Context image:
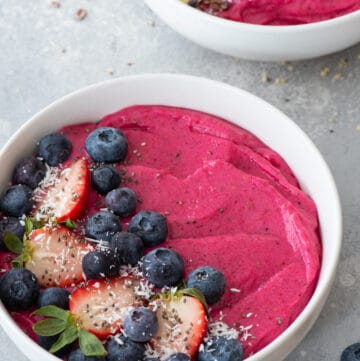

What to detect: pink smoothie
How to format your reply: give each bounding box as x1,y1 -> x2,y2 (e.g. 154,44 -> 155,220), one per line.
1,105 -> 321,358
196,0 -> 360,25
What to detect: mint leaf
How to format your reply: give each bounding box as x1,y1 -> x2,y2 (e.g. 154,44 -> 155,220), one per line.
3,233 -> 23,254
79,329 -> 107,357
24,218 -> 33,236
180,287 -> 208,312
33,318 -> 67,336
49,326 -> 78,354
11,254 -> 24,268
32,305 -> 70,321
59,219 -> 77,229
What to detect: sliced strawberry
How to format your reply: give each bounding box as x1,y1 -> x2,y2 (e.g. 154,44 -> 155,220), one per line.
69,277 -> 138,340
151,294 -> 208,358
25,225 -> 94,288
34,158 -> 90,222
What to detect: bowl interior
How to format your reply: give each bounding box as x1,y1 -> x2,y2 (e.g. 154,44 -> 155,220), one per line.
165,0 -> 360,31
0,74 -> 342,361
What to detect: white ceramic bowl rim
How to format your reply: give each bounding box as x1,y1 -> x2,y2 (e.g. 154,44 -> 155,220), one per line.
0,74 -> 342,361
172,0 -> 360,31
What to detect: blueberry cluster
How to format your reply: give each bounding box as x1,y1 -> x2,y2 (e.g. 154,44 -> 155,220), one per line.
82,127 -> 170,280
0,132 -> 72,217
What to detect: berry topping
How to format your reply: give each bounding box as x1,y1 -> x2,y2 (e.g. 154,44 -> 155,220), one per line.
0,184 -> 33,217
24,225 -> 94,287
91,165 -> 121,194
166,353 -> 191,361
82,249 -> 120,279
110,232 -> 144,266
69,277 -> 137,339
0,268 -> 39,310
341,343 -> 360,361
38,335 -> 73,358
85,127 -> 128,163
198,336 -> 243,361
12,157 -> 46,189
106,336 -> 145,361
69,347 -> 107,361
36,133 -> 72,166
152,292 -> 207,358
142,248 -> 184,287
34,158 -> 90,222
85,211 -> 122,242
0,217 -> 25,250
186,266 -> 225,305
123,306 -> 158,342
129,210 -> 168,247
106,187 -> 137,217
38,287 -> 71,309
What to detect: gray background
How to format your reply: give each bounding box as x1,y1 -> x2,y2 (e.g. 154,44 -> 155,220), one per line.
0,1 -> 359,360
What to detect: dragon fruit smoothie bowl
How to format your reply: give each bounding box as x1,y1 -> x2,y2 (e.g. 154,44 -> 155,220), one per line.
145,0 -> 360,61
0,74 -> 341,361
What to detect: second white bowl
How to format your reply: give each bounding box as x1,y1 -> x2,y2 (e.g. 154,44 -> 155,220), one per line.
145,0 -> 360,61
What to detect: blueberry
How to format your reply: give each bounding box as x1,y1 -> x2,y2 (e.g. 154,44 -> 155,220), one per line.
129,211 -> 167,247
187,266 -> 225,305
82,249 -> 120,279
106,336 -> 144,361
38,335 -> 73,358
0,268 -> 39,310
198,336 -> 243,361
12,157 -> 46,189
106,187 -> 137,218
110,232 -> 144,266
341,343 -> 360,361
86,127 -> 128,163
36,133 -> 72,166
85,211 -> 121,241
142,248 -> 184,287
91,165 -> 121,194
38,287 -> 71,309
68,347 -> 107,361
124,307 -> 158,342
0,217 -> 25,250
166,354 -> 191,361
0,184 -> 33,217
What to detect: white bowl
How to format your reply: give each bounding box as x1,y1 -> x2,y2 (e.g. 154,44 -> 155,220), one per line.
0,74 -> 342,361
145,0 -> 360,61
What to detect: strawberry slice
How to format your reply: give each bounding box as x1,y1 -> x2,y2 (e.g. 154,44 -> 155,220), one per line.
25,225 -> 94,288
34,158 -> 89,222
151,293 -> 208,358
69,277 -> 139,340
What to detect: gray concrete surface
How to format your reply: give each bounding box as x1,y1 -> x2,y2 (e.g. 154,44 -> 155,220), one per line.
0,1 -> 359,360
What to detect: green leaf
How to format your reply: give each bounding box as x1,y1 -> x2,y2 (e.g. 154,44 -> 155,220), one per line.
11,254 -> 24,268
180,287 -> 208,313
78,329 -> 107,357
59,219 -> 77,229
3,233 -> 24,254
176,279 -> 186,289
32,305 -> 70,321
24,218 -> 33,235
49,326 -> 79,354
33,318 -> 67,336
